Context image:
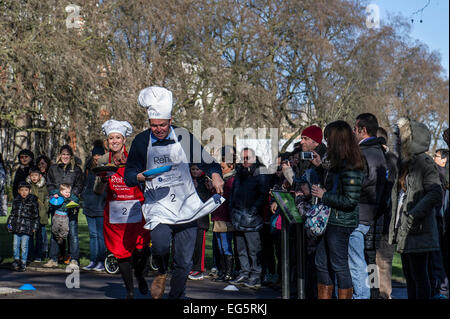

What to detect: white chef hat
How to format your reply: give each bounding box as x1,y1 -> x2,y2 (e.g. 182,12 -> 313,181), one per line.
101,119 -> 133,137
138,86 -> 173,119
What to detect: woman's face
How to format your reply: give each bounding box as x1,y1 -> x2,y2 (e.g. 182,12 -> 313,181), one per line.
19,154 -> 31,166
107,133 -> 126,153
190,165 -> 202,178
37,159 -> 48,173
60,150 -> 72,165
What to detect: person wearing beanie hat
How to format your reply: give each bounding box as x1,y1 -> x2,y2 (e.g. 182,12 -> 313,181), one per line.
12,149 -> 35,199
301,125 -> 323,151
125,86 -> 225,299
92,119 -> 150,298
91,141 -> 105,157
279,125 -> 327,299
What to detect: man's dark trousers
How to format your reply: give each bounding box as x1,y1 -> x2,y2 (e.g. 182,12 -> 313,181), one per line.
151,221 -> 197,299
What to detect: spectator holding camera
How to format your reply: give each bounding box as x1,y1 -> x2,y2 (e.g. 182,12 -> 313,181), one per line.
281,125 -> 326,187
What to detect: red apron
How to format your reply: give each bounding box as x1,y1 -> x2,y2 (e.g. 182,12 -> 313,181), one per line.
103,151 -> 150,259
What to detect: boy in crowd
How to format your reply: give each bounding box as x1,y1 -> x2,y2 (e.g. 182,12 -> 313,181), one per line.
49,184 -> 79,248
7,181 -> 39,271
27,166 -> 49,261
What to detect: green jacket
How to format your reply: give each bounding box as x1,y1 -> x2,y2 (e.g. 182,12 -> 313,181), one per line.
388,119 -> 442,254
322,168 -> 365,228
27,176 -> 49,225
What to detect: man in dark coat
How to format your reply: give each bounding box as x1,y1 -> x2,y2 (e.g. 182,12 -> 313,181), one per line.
229,148 -> 270,289
352,113 -> 387,299
372,127 -> 398,299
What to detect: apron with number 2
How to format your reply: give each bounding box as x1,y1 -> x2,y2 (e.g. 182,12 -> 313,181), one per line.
103,151 -> 150,259
142,128 -> 225,230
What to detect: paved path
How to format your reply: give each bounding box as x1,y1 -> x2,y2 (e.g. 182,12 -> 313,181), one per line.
0,263 -> 407,299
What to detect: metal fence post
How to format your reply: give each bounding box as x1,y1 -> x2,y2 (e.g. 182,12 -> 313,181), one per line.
281,213 -> 290,299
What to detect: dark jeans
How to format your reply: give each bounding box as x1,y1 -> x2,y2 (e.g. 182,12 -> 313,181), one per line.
191,228 -> 207,272
402,252 -> 432,299
49,213 -> 79,261
260,223 -> 276,276
234,230 -> 263,280
315,224 -> 354,289
151,221 -> 197,299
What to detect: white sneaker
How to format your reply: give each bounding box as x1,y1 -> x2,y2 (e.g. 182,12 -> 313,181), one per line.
83,261 -> 96,271
93,261 -> 105,272
43,259 -> 58,268
70,260 -> 79,266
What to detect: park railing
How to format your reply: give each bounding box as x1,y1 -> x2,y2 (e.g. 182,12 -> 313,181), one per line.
271,190 -> 306,299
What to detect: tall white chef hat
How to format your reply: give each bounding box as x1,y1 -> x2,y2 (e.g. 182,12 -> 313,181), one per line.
138,86 -> 173,119
101,119 -> 133,137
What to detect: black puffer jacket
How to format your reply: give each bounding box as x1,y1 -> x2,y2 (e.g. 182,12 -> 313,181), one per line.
359,137 -> 388,225
230,161 -> 270,232
47,162 -> 84,196
7,194 -> 39,236
365,149 -> 398,251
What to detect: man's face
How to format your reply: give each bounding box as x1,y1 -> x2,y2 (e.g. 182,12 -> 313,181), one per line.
19,154 -> 31,166
19,187 -> 30,198
60,188 -> 71,199
30,172 -> 41,184
353,120 -> 367,142
150,119 -> 172,140
434,151 -> 447,168
241,150 -> 256,168
300,136 -> 318,152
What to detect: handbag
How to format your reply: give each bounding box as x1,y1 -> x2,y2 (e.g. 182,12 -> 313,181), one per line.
304,171 -> 339,237
304,204 -> 331,236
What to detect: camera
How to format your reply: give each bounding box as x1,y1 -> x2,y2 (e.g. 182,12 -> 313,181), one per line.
301,152 -> 314,160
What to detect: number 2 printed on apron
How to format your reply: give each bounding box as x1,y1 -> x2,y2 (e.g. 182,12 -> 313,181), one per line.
109,199 -> 142,224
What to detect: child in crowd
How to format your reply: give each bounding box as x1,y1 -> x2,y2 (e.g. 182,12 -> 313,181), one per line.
188,164 -> 212,280
50,184 -> 79,246
27,166 -> 49,261
7,181 -> 39,271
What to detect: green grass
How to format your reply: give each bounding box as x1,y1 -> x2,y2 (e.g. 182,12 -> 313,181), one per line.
392,251 -> 406,283
0,207 -> 91,267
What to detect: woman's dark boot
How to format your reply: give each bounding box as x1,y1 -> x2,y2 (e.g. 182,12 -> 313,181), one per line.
213,255 -> 226,282
223,255 -> 234,281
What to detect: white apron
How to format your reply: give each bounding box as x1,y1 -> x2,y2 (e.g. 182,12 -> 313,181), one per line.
142,128 -> 225,230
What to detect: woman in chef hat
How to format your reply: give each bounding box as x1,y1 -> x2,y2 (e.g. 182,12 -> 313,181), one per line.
94,119 -> 150,299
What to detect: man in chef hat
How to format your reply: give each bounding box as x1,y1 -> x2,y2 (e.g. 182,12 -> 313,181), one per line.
125,86 -> 225,299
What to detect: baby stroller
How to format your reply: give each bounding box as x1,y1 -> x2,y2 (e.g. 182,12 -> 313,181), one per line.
104,241 -> 159,275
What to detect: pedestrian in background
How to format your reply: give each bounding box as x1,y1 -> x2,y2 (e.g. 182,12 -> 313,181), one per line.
7,181 -> 39,272
82,140 -> 107,272
389,118 -> 442,299
26,166 -> 49,262
310,120 -> 365,299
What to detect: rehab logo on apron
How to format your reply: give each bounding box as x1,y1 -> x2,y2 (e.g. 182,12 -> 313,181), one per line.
142,127 -> 225,230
